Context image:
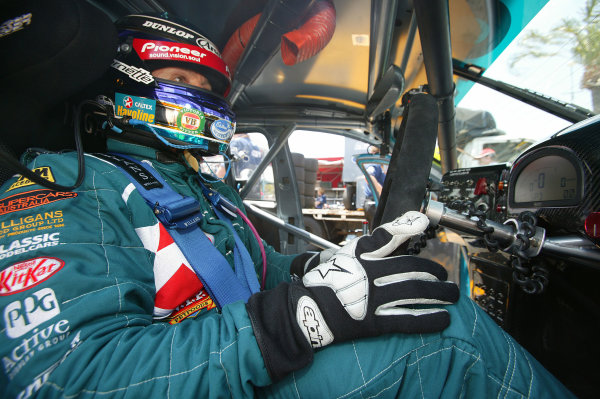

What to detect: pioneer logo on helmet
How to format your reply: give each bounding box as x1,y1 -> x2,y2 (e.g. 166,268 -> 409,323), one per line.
140,42 -> 207,59
142,20 -> 194,40
132,38 -> 230,88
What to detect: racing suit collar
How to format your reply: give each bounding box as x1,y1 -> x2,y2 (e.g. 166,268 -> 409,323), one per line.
106,138 -> 186,166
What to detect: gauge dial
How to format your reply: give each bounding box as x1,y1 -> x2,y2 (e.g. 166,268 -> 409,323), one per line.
510,148 -> 583,208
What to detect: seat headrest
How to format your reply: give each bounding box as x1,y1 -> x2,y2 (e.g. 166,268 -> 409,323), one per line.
0,0 -> 118,157
0,0 -> 118,105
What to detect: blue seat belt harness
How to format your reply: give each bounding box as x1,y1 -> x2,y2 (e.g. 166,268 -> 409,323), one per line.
195,178 -> 263,295
95,153 -> 260,310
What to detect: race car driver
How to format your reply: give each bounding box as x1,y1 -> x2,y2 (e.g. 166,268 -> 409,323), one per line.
0,3 -> 575,398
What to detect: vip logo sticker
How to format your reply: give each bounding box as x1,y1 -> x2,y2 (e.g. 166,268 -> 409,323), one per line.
177,108 -> 205,134
7,167 -> 55,192
0,257 -> 64,296
3,288 -> 60,338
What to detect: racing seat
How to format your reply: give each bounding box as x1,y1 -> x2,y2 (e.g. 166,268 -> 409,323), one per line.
0,0 -> 117,189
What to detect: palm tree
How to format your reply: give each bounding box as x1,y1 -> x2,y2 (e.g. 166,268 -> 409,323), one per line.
511,0 -> 600,112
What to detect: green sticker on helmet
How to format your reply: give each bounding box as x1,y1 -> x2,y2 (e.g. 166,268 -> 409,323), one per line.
177,108 -> 205,135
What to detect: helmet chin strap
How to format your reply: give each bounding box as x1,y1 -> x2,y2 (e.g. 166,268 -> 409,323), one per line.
183,149 -> 232,183
0,101 -> 91,191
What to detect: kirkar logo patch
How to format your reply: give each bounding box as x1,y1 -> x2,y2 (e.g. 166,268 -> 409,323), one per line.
0,189 -> 77,216
0,257 -> 64,296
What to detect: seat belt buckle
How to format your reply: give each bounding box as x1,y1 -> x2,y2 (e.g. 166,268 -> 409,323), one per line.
205,190 -> 238,218
153,196 -> 202,230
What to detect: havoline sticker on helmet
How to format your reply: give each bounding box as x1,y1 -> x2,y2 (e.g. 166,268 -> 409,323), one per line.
177,108 -> 205,135
210,119 -> 234,141
115,93 -> 156,123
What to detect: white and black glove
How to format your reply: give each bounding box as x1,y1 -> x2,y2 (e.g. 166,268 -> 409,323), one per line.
246,211 -> 459,381
289,247 -> 336,280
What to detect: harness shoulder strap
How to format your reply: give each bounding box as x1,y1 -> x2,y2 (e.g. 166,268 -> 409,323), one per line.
96,153 -> 258,309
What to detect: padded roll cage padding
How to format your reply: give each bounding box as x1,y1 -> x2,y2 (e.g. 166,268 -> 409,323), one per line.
372,91 -> 438,230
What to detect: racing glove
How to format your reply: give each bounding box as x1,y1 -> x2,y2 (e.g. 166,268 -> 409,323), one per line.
289,247 -> 336,279
246,211 -> 460,381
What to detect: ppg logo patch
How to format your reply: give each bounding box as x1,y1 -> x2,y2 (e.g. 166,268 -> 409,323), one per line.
3,288 -> 60,338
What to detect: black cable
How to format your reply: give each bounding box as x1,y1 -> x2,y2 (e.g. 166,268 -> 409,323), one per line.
0,100 -> 100,191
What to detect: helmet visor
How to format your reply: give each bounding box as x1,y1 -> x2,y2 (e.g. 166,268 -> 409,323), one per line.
113,78 -> 235,153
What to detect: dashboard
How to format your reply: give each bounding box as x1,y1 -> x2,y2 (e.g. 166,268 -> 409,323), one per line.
510,148 -> 582,208
439,117 -> 600,239
431,116 -> 600,399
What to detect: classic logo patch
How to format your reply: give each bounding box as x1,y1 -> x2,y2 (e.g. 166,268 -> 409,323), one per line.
0,189 -> 77,216
7,167 -> 55,192
177,108 -> 205,134
0,232 -> 61,260
0,257 -> 64,296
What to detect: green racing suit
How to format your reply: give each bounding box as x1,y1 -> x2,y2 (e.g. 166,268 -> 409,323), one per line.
0,140 -> 575,398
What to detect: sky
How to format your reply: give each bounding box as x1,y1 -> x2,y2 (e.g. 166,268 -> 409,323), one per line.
458,0 -> 592,142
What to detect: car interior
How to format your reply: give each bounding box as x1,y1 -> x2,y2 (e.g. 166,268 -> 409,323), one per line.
1,1 -> 599,397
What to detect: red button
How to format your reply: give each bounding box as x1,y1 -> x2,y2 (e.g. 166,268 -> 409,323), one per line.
474,178 -> 488,196
584,212 -> 600,239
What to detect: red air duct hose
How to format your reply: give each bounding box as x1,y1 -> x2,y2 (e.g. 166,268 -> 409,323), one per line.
222,0 -> 336,74
281,0 -> 336,66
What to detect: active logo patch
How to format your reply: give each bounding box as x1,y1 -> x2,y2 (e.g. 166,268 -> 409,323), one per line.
0,189 -> 77,216
7,167 -> 55,192
0,257 -> 64,296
